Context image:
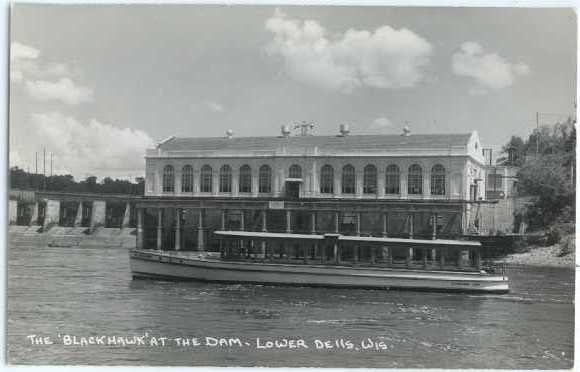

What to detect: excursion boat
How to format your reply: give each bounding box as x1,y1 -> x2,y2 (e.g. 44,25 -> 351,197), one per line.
129,230 -> 509,293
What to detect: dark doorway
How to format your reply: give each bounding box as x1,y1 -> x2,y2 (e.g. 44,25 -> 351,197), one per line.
285,181 -> 300,199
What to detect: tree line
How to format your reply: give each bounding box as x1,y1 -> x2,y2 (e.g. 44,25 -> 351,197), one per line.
498,118 -> 575,230
9,167 -> 145,195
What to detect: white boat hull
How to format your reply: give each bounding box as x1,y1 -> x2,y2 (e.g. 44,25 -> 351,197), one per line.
129,250 -> 509,293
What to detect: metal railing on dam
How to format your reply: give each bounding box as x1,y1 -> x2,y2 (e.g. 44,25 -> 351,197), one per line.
10,189 -> 142,202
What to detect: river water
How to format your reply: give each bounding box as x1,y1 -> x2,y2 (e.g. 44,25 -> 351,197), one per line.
7,239 -> 575,369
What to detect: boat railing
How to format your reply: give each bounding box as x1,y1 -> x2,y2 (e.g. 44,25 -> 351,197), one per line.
482,262 -> 508,278
213,230 -> 487,273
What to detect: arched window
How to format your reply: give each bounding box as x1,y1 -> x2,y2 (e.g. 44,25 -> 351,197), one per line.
408,164 -> 423,195
259,165 -> 271,193
219,165 -> 232,193
363,164 -> 377,194
200,165 -> 212,193
289,164 -> 302,179
239,165 -> 252,193
181,165 -> 193,193
431,164 -> 446,195
385,165 -> 400,194
342,165 -> 356,194
320,165 -> 334,194
162,165 -> 174,192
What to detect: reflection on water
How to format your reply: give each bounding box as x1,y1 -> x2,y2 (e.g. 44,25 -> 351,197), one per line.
7,240 -> 574,368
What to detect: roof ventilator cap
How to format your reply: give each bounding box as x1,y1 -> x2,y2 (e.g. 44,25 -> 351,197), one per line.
281,125 -> 291,138
339,124 -> 350,137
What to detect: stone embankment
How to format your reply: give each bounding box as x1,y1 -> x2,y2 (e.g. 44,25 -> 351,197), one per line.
496,244 -> 575,268
8,225 -> 136,248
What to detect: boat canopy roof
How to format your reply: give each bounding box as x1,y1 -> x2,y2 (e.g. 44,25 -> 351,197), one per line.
338,235 -> 481,247
215,230 -> 325,240
214,230 -> 481,247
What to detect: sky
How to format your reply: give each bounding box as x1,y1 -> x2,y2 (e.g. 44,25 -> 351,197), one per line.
8,4 -> 577,180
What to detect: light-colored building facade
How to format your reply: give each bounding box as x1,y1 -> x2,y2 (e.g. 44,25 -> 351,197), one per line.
134,129 -> 493,253
144,130 -> 487,202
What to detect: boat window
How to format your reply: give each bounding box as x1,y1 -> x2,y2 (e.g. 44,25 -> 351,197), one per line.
408,164 -> 423,195
162,165 -> 174,193
342,164 -> 356,194
320,165 -> 334,194
239,165 -> 252,193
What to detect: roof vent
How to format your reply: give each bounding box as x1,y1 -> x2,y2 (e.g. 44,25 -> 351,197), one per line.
225,129 -> 234,139
402,125 -> 411,137
339,124 -> 350,137
281,125 -> 291,138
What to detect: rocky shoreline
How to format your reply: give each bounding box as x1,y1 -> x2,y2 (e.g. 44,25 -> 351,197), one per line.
495,244 -> 575,268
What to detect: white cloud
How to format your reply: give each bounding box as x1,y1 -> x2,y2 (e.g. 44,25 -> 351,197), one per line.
452,41 -> 530,94
370,116 -> 394,130
265,10 -> 433,93
25,78 -> 92,105
11,42 -> 40,61
11,41 -> 75,93
11,42 -> 39,83
31,112 -> 154,179
205,100 -> 224,112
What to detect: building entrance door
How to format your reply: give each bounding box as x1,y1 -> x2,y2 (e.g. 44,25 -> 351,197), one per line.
285,181 -> 300,199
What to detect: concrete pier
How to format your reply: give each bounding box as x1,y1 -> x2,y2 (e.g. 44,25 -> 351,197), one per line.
29,202 -> 39,226
91,200 -> 106,231
121,202 -> 131,228
44,199 -> 60,228
8,200 -> 18,225
74,202 -> 83,227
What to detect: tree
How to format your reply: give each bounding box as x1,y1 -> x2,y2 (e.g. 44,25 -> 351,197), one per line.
517,155 -> 575,228
506,119 -> 576,229
9,168 -> 145,195
497,136 -> 527,166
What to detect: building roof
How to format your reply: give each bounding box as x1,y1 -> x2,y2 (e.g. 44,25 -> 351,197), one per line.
147,131 -> 485,162
157,133 -> 473,153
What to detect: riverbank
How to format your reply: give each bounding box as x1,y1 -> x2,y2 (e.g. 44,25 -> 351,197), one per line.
496,244 -> 575,268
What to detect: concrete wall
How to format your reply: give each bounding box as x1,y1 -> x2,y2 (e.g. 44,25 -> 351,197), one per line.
467,196 -> 533,235
8,200 -> 18,224
91,201 -> 106,230
44,199 -> 60,227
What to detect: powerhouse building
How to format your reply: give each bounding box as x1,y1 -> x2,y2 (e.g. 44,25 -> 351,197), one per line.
136,127 -> 488,252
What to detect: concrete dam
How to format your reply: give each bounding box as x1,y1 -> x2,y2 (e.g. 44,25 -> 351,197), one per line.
9,190 -> 138,248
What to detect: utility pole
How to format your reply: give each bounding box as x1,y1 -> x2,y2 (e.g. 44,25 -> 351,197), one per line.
536,112 -> 540,155
43,147 -> 46,190
50,152 -> 53,177
35,152 -> 38,174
